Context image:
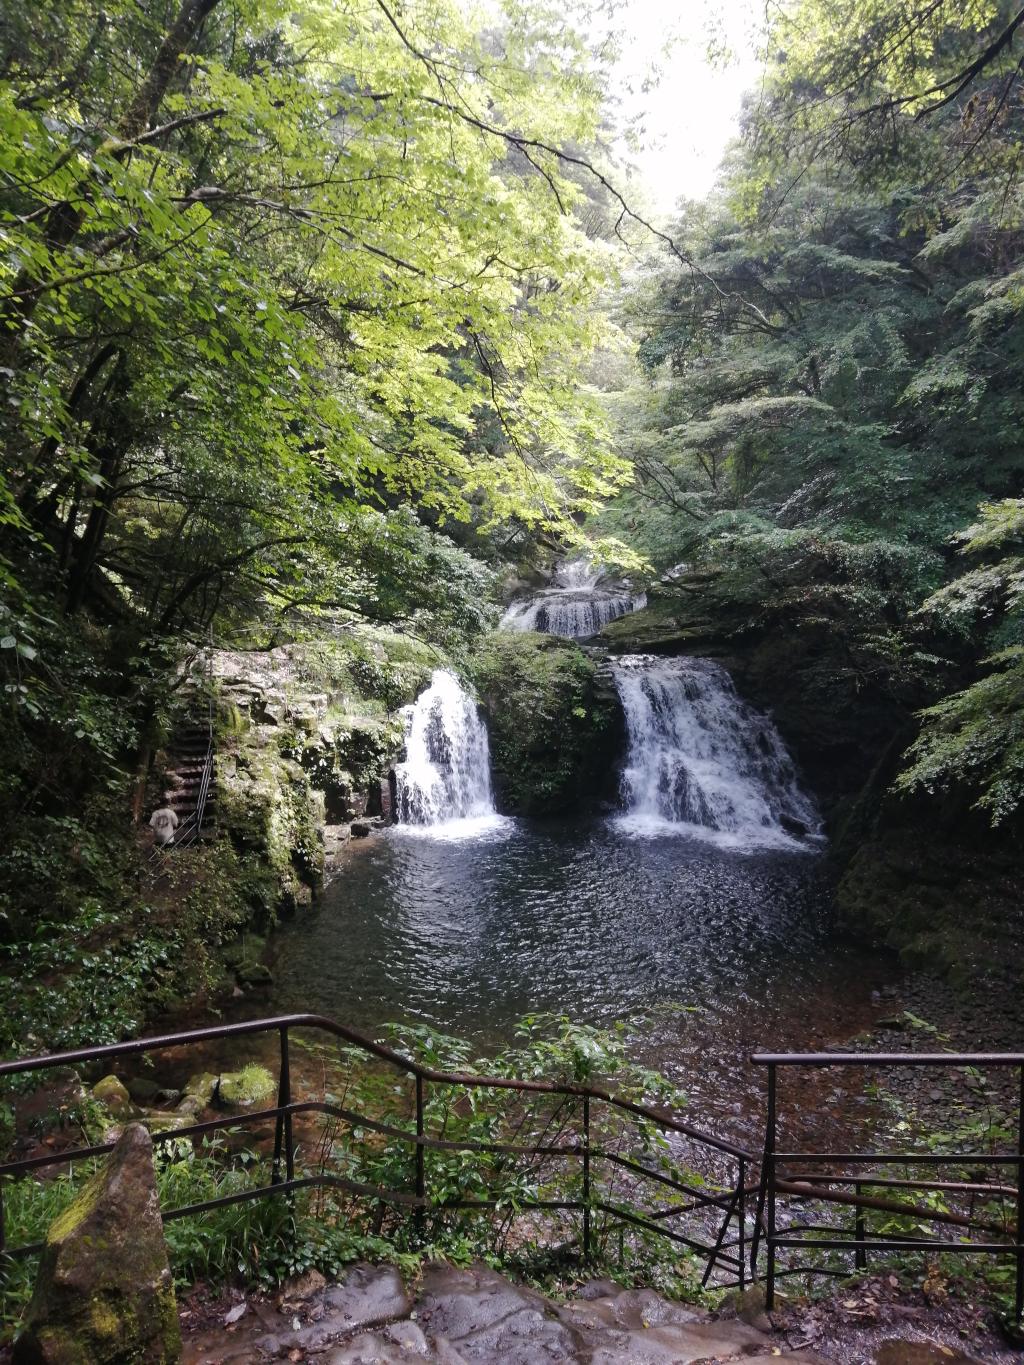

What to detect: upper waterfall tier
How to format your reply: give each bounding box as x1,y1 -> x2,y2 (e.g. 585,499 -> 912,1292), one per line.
611,654 -> 822,850
395,670 -> 499,831
500,558 -> 645,638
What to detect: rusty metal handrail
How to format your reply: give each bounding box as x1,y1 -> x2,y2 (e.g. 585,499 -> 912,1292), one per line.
0,1013 -> 753,1155
752,1050 -> 1024,1322
0,1014 -> 754,1290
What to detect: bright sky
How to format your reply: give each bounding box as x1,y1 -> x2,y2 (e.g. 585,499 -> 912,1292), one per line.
599,0 -> 766,214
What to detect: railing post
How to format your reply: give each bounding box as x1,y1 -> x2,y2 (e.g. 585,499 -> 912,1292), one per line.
738,1156 -> 746,1291
855,1179 -> 867,1271
1016,1065 -> 1024,1322
272,1025 -> 292,1187
414,1074 -> 426,1239
582,1094 -> 592,1262
765,1063 -> 777,1309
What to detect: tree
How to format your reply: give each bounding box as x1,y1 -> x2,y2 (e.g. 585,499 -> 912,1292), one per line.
1,0 -> 632,641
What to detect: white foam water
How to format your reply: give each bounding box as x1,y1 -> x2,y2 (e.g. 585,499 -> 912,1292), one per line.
610,654 -> 822,851
395,670 -> 507,837
500,558 -> 644,638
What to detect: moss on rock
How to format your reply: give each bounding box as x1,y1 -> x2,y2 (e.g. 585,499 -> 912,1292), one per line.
215,1064 -> 275,1109
13,1125 -> 181,1365
91,1076 -> 132,1121
468,633 -> 624,816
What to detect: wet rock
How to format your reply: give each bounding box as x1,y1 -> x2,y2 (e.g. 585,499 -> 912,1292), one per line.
126,1077 -> 162,1106
182,1071 -> 218,1107
555,1279 -> 774,1365
280,1268 -> 327,1303
256,1264 -> 411,1356
577,1278 -> 619,1301
13,1123 -> 180,1364
92,1074 -> 133,1118
416,1261 -> 578,1363
323,1320 -> 437,1362
175,1094 -> 207,1120
351,818 -> 382,837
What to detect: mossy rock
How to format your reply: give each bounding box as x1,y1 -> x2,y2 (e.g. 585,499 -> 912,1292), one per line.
468,633 -> 625,816
92,1075 -> 133,1120
215,1064 -> 275,1109
182,1072 -> 218,1106
13,1125 -> 181,1364
236,960 -> 273,988
125,1077 -> 161,1106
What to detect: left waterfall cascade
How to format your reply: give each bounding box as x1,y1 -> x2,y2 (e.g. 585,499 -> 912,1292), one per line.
394,669 -> 507,836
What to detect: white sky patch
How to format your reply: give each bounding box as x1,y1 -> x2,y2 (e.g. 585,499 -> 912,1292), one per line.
594,0 -> 766,214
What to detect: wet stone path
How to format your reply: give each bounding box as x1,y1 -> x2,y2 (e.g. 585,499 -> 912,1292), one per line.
179,1262 -> 1010,1364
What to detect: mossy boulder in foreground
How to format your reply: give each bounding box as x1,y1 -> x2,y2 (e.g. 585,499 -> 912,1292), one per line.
14,1124 -> 181,1364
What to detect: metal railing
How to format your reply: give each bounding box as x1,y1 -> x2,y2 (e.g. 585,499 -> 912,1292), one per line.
752,1050 -> 1024,1321
149,646 -> 215,860
170,731 -> 214,852
0,1014 -> 753,1289
8,1024 -> 1023,1316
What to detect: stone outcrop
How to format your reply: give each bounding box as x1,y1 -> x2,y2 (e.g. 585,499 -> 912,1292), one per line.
14,1124 -> 180,1365
209,638 -> 436,893
468,632 -> 624,816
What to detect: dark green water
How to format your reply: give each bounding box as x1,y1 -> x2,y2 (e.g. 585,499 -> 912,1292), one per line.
267,819 -> 896,1145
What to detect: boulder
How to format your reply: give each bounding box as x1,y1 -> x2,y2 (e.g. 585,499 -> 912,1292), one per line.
182,1071 -> 218,1106
13,1123 -> 181,1365
125,1077 -> 161,1106
351,817 -> 382,837
91,1075 -> 133,1119
235,961 -> 273,988
214,1064 -> 275,1109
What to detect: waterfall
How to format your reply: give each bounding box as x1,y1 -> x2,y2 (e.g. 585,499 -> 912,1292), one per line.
395,670 -> 503,834
500,558 -> 645,638
611,654 -> 822,849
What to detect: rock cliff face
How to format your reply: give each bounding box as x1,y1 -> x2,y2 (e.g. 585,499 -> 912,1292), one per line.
208,634 -> 438,914
468,632 -> 624,816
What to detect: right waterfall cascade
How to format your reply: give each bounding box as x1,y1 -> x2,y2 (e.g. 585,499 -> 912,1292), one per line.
610,653 -> 823,849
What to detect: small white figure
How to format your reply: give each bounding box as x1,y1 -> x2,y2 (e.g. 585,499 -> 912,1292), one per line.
149,802 -> 179,847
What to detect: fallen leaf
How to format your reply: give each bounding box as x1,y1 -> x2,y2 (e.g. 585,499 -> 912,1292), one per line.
223,1303 -> 246,1325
